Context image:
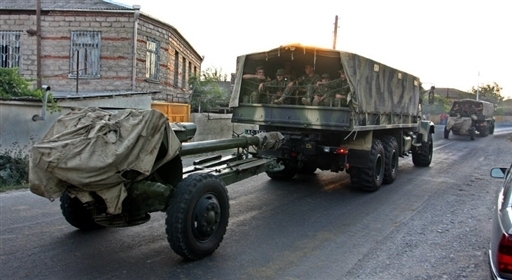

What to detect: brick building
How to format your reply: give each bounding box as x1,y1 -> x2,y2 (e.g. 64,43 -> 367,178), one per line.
0,0 -> 202,102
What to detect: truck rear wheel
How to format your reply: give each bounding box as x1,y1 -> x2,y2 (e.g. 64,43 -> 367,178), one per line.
381,136 -> 398,184
489,124 -> 495,135
165,173 -> 229,260
350,139 -> 385,192
266,160 -> 297,180
412,133 -> 433,167
60,192 -> 105,231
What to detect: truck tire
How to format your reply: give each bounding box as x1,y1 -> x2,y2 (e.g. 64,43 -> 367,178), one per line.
381,135 -> 398,184
444,126 -> 450,139
165,173 -> 229,260
266,160 -> 297,180
480,126 -> 489,137
60,192 -> 105,231
350,139 -> 385,192
489,124 -> 495,135
412,133 -> 433,167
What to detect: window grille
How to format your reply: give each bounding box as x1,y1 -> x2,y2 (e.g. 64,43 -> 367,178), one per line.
69,31 -> 101,78
174,51 -> 179,86
145,38 -> 160,81
0,31 -> 21,68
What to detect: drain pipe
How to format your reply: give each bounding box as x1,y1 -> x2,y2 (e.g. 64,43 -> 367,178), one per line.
131,5 -> 141,92
32,85 -> 50,121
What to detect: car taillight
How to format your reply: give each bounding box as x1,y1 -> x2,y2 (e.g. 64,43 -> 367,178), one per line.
498,234 -> 512,274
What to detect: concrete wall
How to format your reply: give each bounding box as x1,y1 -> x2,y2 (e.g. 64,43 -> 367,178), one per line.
0,95 -> 151,155
190,113 -> 258,142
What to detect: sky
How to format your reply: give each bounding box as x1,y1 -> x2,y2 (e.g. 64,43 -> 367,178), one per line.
116,0 -> 512,98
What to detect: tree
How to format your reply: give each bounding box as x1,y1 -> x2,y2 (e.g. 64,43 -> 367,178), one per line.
470,82 -> 504,104
188,67 -> 228,113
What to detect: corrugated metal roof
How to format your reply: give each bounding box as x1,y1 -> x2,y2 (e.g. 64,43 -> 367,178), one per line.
0,0 -> 135,11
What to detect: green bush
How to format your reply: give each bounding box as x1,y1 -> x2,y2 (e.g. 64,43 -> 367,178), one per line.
0,149 -> 29,189
0,68 -> 59,112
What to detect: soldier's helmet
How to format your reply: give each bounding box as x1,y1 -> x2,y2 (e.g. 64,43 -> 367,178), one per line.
321,73 -> 330,79
276,69 -> 285,75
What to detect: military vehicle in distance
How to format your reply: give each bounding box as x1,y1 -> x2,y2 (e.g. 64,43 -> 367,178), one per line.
444,99 -> 495,140
230,44 -> 435,191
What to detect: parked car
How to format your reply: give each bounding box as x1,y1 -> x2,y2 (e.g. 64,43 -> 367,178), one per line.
489,165 -> 512,279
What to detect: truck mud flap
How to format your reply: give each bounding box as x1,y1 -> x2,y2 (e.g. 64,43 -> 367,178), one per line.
347,150 -> 370,168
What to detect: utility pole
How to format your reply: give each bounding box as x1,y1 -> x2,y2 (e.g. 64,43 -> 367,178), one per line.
476,71 -> 480,101
333,15 -> 338,50
36,0 -> 42,90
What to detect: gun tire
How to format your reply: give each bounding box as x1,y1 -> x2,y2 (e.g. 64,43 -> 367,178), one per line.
166,173 -> 229,260
444,126 -> 450,139
350,139 -> 385,192
266,160 -> 297,180
60,192 -> 105,231
297,161 -> 317,175
381,135 -> 398,184
412,133 -> 433,167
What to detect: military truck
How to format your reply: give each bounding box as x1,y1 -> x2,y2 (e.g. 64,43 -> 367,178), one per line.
230,44 -> 435,191
444,98 -> 495,140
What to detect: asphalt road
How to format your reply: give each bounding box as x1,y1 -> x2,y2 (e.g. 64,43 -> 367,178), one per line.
1,125 -> 511,280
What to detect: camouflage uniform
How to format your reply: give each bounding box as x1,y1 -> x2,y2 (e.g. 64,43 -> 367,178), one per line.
247,77 -> 269,103
312,73 -> 334,106
263,69 -> 289,102
329,72 -> 350,106
275,66 -> 320,105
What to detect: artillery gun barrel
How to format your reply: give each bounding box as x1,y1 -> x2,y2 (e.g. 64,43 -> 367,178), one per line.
180,136 -> 260,156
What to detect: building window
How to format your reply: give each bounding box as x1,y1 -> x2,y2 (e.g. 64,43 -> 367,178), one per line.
174,51 -> 179,86
182,57 -> 186,88
188,61 -> 192,78
69,31 -> 101,78
0,31 -> 21,68
194,66 -> 197,77
145,38 -> 160,81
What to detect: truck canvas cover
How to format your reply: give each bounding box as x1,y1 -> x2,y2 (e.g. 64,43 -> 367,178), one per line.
229,44 -> 421,116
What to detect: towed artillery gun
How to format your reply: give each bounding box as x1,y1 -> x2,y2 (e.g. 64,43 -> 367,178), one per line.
29,107 -> 284,260
444,99 -> 495,140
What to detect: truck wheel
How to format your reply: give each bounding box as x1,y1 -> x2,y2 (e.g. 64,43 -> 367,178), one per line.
266,160 -> 297,180
297,161 -> 317,175
165,173 -> 229,260
412,133 -> 433,167
350,139 -> 385,192
469,128 -> 476,140
60,192 -> 104,231
381,135 -> 398,184
489,124 -> 495,135
444,126 -> 450,139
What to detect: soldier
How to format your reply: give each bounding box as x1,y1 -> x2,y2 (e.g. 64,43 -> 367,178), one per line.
311,73 -> 334,106
274,64 -> 320,105
242,65 -> 269,103
331,69 -> 350,106
259,69 -> 290,103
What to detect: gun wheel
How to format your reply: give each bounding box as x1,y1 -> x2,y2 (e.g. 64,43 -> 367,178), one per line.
166,173 -> 229,260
